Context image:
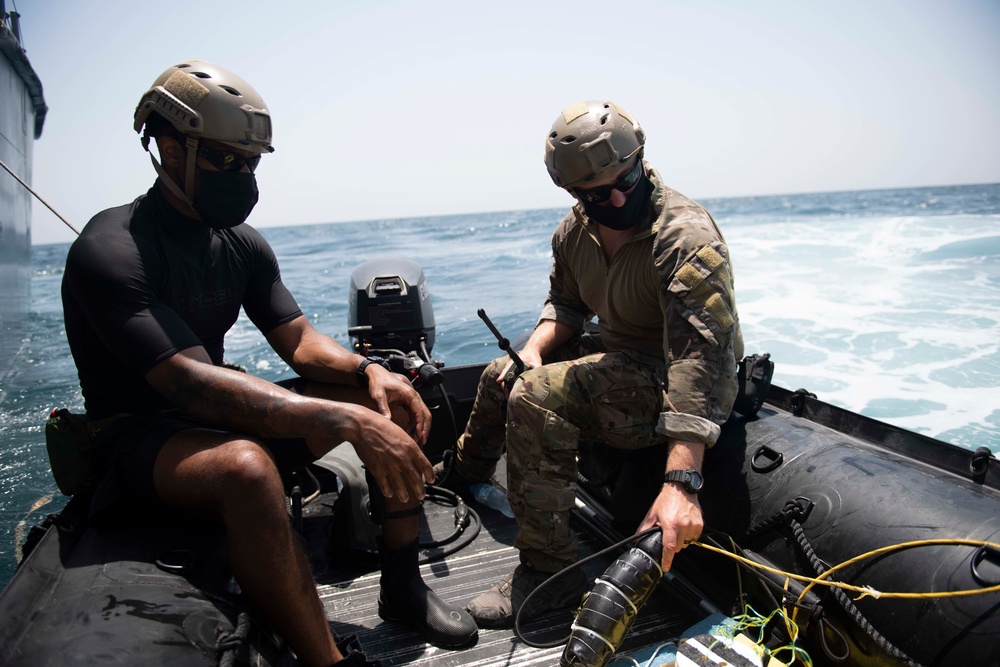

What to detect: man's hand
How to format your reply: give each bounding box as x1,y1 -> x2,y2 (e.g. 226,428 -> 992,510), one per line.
491,319 -> 576,395
349,409 -> 434,504
637,438 -> 706,572
496,348 -> 542,395
637,483 -> 703,572
363,363 -> 431,446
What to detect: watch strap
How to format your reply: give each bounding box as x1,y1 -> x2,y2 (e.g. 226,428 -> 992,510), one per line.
356,357 -> 389,387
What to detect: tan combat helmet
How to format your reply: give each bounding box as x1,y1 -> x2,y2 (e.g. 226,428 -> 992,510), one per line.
133,60 -> 274,205
544,100 -> 645,189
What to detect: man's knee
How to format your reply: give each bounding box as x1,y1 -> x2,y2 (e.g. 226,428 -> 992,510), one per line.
477,356 -> 507,387
507,381 -> 579,459
504,388 -> 532,464
216,438 -> 283,494
507,365 -> 550,410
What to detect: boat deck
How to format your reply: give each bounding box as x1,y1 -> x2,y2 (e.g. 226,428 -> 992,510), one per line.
297,461 -> 704,666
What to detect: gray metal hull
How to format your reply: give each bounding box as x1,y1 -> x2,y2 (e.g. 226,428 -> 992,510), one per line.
0,11 -> 46,381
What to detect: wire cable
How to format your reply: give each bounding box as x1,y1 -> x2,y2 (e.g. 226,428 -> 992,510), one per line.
0,157 -> 79,235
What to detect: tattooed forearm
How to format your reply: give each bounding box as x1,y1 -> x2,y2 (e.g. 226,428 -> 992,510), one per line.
148,350 -> 355,441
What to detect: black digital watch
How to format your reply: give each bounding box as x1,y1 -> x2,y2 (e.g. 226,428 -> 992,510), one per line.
355,356 -> 390,387
663,469 -> 704,494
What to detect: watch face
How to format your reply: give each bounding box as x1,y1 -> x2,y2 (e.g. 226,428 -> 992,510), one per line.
666,469 -> 704,493
688,471 -> 704,492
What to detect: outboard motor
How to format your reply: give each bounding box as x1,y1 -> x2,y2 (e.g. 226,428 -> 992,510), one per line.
348,257 -> 435,356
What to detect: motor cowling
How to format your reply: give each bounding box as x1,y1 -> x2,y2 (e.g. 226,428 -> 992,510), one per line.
348,257 -> 435,355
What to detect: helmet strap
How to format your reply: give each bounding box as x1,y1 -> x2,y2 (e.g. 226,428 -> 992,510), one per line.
183,135 -> 199,203
143,133 -> 201,218
147,153 -> 200,219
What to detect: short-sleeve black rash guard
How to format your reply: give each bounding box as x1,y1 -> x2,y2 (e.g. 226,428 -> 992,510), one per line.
62,186 -> 302,418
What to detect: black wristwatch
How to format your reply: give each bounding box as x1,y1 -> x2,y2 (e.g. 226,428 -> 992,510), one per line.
663,469 -> 704,494
356,356 -> 390,387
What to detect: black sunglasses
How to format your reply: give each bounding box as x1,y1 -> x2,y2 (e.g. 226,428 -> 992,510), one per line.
196,146 -> 262,173
572,158 -> 645,203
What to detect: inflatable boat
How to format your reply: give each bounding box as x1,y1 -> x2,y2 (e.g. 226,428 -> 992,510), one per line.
0,258 -> 997,667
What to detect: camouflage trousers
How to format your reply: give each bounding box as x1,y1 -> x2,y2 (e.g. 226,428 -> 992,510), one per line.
454,336 -> 668,572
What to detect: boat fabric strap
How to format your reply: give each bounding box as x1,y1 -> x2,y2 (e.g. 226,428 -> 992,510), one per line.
332,633 -> 381,666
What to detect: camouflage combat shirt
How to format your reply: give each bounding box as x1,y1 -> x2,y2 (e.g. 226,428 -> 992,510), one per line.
539,165 -> 744,445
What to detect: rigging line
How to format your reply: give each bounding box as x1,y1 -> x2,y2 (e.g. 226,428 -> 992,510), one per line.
13,493 -> 56,563
791,537 -> 1000,626
0,157 -> 80,236
691,538 -> 1000,605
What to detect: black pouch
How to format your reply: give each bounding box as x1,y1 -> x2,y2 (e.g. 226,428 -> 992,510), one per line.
44,408 -> 97,496
733,353 -> 775,417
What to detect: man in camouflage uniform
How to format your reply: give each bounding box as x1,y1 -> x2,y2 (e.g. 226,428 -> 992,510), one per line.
445,100 -> 743,628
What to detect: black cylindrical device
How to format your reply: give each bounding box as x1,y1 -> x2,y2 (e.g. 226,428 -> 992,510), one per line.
560,531 -> 663,667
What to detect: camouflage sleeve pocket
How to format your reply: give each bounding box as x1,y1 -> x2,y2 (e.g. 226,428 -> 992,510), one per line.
666,244 -> 737,347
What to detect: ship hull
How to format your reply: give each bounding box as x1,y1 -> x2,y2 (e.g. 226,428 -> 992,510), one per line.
0,12 -> 46,381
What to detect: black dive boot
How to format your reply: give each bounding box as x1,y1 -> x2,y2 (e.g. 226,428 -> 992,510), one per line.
376,538 -> 478,648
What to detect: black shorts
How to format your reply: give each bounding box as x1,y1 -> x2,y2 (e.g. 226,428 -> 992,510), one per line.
89,380 -> 318,517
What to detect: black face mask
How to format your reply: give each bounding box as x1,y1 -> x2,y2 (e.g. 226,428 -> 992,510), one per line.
193,170 -> 259,230
582,175 -> 652,231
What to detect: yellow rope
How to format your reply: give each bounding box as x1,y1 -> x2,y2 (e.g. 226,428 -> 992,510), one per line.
789,538 -> 1000,624
689,538 -> 1000,628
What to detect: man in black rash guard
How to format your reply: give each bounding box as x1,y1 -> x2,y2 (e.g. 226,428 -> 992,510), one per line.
60,60 -> 476,666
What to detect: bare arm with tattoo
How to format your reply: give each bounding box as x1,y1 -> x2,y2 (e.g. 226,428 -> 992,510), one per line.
143,315 -> 434,503
266,315 -> 430,445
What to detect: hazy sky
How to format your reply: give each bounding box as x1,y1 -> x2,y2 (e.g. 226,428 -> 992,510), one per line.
16,0 -> 1000,245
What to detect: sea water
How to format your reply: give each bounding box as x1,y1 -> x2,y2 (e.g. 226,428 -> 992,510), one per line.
1,183 -> 997,587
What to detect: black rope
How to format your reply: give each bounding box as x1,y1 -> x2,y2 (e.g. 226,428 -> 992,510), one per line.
743,497 -> 813,542
217,611 -> 251,667
787,518 -> 922,666
742,498 -> 922,665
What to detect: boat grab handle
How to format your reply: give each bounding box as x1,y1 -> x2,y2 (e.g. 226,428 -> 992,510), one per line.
155,549 -> 194,575
971,544 -> 1000,587
751,444 -> 783,473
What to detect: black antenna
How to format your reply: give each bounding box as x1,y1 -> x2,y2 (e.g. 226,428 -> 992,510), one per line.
477,309 -> 526,385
